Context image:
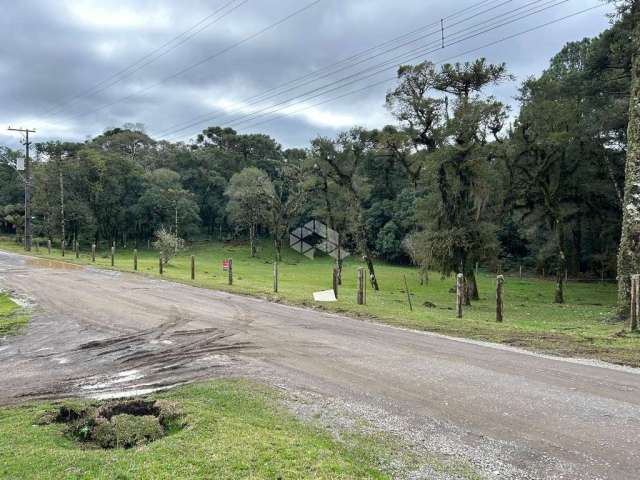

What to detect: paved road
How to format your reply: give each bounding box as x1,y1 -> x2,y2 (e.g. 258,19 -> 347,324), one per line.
0,250 -> 638,479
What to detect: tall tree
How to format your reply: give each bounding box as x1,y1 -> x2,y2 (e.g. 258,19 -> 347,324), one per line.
225,167 -> 272,257
612,0 -> 640,317
387,59 -> 511,301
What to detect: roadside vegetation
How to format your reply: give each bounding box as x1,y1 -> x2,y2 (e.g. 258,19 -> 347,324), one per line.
0,380 -> 480,480
2,237 -> 638,367
0,292 -> 28,336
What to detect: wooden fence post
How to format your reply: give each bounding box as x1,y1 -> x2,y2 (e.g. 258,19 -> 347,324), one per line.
61,240 -> 65,257
630,275 -> 639,332
332,267 -> 339,299
357,267 -> 365,305
35,239 -> 39,252
91,244 -> 96,262
191,255 -> 195,280
110,246 -> 115,266
75,241 -> 79,258
519,265 -> 522,280
496,275 -> 505,322
47,239 -> 51,255
159,253 -> 163,275
273,261 -> 279,292
403,274 -> 413,312
228,258 -> 233,285
456,273 -> 464,318
134,249 -> 138,271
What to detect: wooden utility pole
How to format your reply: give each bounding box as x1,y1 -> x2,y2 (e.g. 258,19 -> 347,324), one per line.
8,127 -> 35,251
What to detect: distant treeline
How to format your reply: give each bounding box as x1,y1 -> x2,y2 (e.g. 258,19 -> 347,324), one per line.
0,16 -> 631,293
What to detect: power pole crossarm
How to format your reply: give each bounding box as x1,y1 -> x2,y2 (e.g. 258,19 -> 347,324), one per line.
7,126 -> 36,252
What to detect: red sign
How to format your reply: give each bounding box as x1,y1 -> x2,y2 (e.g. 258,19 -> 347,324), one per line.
223,259 -> 230,271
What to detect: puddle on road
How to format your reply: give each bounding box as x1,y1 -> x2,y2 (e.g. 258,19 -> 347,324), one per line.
27,258 -> 83,270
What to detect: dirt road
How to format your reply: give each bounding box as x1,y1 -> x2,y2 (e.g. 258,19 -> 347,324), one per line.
1,251 -> 638,479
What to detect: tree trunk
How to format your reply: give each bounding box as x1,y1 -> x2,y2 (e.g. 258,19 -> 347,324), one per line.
617,2 -> 640,318
274,236 -> 282,262
364,254 -> 380,291
467,271 -> 479,301
463,276 -> 471,306
555,220 -> 567,304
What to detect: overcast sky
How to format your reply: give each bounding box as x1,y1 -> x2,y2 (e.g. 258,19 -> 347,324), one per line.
0,0 -> 613,150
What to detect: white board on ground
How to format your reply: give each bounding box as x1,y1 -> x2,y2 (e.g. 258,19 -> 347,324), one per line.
313,290 -> 337,302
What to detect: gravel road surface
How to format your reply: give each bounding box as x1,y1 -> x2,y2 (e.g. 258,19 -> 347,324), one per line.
0,250 -> 638,479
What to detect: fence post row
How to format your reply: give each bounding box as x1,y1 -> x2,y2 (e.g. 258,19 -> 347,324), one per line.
496,275 -> 505,323
456,273 -> 464,318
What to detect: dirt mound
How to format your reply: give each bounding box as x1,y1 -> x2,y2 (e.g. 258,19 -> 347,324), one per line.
38,399 -> 186,449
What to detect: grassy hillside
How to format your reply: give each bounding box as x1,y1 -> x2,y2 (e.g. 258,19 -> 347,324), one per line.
1,237 -> 638,366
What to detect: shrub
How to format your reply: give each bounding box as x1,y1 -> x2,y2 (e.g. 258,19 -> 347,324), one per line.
152,227 -> 185,265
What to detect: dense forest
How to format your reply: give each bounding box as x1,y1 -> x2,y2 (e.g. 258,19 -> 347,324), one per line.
0,14 -> 633,305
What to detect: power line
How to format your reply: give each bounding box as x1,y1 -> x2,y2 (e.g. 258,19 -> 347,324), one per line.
215,0 -> 577,130
43,0 -> 249,118
237,4 -> 607,133
62,0 -> 324,124
163,0 -> 570,140
157,0 -> 514,137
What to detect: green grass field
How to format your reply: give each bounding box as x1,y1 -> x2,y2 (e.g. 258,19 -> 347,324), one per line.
0,380 -> 406,480
0,292 -> 28,336
1,237 -> 638,366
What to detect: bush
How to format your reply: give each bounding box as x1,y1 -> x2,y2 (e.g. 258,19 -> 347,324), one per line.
153,227 -> 185,265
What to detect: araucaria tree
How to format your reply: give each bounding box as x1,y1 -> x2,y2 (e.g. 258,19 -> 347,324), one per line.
386,59 -> 511,301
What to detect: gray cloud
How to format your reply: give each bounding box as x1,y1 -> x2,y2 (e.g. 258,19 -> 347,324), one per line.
1,0 -> 613,149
